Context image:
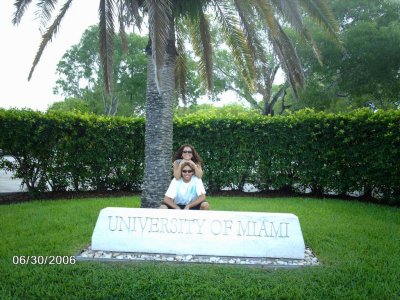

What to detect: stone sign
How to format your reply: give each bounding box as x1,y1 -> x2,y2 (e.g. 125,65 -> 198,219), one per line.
91,208 -> 305,259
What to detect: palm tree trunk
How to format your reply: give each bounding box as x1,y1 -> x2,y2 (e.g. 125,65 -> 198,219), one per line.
141,19 -> 177,208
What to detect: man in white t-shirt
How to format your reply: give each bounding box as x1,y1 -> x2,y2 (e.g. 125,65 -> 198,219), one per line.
161,162 -> 209,210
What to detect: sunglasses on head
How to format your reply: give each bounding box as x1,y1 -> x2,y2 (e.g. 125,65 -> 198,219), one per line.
182,150 -> 193,154
182,169 -> 193,174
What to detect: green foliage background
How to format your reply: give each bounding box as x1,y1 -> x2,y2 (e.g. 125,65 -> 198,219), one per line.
0,110 -> 144,193
52,25 -> 148,116
289,0 -> 400,112
0,109 -> 399,204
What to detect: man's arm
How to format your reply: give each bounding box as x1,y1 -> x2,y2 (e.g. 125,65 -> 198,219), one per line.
185,194 -> 205,210
163,196 -> 181,209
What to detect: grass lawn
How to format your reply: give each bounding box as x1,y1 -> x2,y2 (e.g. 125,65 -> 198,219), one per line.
0,196 -> 399,299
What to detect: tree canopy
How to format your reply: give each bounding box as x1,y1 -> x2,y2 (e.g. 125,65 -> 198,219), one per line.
52,25 -> 147,116
290,0 -> 400,112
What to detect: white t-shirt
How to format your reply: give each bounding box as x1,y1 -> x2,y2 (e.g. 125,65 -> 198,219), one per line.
165,176 -> 206,205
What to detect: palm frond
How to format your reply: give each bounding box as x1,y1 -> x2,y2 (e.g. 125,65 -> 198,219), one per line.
122,0 -> 142,30
187,12 -> 213,92
213,0 -> 256,92
28,0 -> 73,80
119,24 -> 129,54
117,1 -> 128,54
233,0 -> 268,74
269,21 -> 305,98
99,0 -> 116,94
12,0 -> 33,25
34,0 -> 59,30
233,1 -> 258,61
250,0 -> 279,37
271,0 -> 323,64
175,30 -> 187,104
253,0 -> 305,96
198,12 -> 213,91
146,0 -> 173,92
299,0 -> 340,41
272,0 -> 304,30
302,28 -> 323,65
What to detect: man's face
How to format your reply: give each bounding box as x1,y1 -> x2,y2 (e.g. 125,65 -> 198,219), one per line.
182,166 -> 194,182
182,147 -> 193,160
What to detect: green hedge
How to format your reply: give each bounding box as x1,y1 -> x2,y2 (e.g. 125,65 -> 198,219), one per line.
0,110 -> 144,193
1,109 -> 399,204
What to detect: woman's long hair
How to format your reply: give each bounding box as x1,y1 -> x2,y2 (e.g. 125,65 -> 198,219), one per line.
174,144 -> 203,166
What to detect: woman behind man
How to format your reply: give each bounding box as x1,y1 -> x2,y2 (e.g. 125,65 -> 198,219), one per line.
173,144 -> 203,179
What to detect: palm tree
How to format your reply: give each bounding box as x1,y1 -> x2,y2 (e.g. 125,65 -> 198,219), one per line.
12,0 -> 338,207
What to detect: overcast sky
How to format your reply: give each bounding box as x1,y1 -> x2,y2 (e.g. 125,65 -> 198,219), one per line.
0,2 -> 99,111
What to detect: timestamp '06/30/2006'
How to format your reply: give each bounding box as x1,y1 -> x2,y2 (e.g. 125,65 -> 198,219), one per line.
12,255 -> 76,265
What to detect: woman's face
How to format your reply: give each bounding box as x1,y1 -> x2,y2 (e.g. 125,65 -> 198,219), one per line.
181,146 -> 193,160
181,166 -> 194,182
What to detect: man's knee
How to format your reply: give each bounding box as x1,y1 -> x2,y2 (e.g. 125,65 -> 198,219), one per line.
200,201 -> 210,210
159,204 -> 168,209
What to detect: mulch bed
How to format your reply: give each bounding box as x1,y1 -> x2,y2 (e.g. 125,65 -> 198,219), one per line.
0,191 -> 140,205
0,189 -> 374,205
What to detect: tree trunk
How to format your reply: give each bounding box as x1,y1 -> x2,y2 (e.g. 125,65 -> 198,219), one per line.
141,20 -> 177,208
263,101 -> 274,116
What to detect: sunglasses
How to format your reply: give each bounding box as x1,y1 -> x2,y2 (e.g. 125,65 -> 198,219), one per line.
182,150 -> 193,154
182,169 -> 193,174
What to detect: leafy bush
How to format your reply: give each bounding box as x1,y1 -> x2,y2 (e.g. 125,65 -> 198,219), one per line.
0,110 -> 144,193
0,108 -> 399,204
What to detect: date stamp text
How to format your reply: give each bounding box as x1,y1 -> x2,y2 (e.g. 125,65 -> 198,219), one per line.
12,256 -> 76,265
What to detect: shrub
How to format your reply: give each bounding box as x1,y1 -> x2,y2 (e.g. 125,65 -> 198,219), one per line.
0,108 -> 399,204
0,110 -> 144,193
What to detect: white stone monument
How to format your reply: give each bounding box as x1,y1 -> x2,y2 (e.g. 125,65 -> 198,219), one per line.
91,208 -> 305,259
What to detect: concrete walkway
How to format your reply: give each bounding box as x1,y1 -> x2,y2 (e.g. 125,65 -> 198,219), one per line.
0,169 -> 25,193
0,156 -> 26,193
